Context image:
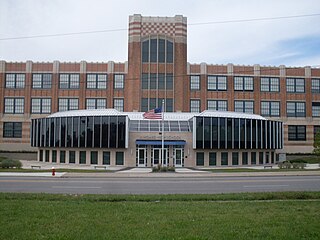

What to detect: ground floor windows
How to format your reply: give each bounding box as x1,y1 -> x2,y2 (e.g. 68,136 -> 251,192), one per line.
45,150 -> 50,162
232,152 -> 239,165
69,151 -> 75,164
242,152 -> 248,165
52,150 -> 57,163
259,152 -> 264,164
209,152 -> 216,166
116,152 -> 124,165
79,151 -> 86,164
91,151 -> 98,164
3,122 -> 23,138
196,152 -> 204,166
221,152 -> 228,165
60,151 -> 66,163
251,152 -> 256,165
103,152 -> 110,165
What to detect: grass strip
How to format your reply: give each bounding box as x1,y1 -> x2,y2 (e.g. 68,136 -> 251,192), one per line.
0,192 -> 319,240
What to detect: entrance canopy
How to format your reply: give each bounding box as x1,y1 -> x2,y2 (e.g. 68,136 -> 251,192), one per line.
136,140 -> 186,146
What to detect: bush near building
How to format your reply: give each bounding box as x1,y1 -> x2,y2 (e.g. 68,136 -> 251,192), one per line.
0,157 -> 22,169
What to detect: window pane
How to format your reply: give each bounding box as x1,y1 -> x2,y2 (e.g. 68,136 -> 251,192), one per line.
142,40 -> 149,62
97,74 -> 107,89
114,74 -> 124,89
190,100 -> 200,113
190,76 -> 200,90
150,39 -> 157,62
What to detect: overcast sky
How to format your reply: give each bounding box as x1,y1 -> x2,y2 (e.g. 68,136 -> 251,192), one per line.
1,0 -> 320,67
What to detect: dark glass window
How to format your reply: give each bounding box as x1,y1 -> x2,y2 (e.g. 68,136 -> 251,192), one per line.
109,117 -> 117,148
246,119 -> 251,149
91,151 -> 98,165
257,120 -> 262,149
227,118 -> 232,148
259,152 -> 264,164
288,125 -> 306,141
242,152 -> 248,165
79,117 -> 86,147
66,117 -> 72,147
86,117 -> 93,148
72,117 -> 79,148
54,118 -> 60,147
252,120 -> 256,149
251,152 -> 256,165
60,151 -> 66,163
234,118 -> 239,149
204,118 -> 211,148
221,152 -> 228,166
240,119 -> 245,149
220,118 -> 226,149
142,38 -> 173,63
232,152 -> 239,165
102,117 -> 109,148
142,40 -> 149,62
79,151 -> 86,164
196,152 -> 204,166
3,122 -> 22,138
50,118 -> 54,147
212,118 -> 218,148
209,152 -> 216,166
117,116 -> 126,148
150,39 -> 157,62
39,150 -> 43,162
69,151 -> 75,164
45,150 -> 50,162
60,118 -> 66,147
196,117 -> 203,148
52,150 -> 57,163
167,41 -> 173,63
312,102 -> 320,117
94,117 -> 101,148
103,152 -> 110,165
116,152 -> 124,165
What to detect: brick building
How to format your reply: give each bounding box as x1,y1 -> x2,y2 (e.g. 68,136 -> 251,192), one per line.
1,14 -> 320,155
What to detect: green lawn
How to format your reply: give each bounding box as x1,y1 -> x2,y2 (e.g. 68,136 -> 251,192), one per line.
0,192 -> 319,240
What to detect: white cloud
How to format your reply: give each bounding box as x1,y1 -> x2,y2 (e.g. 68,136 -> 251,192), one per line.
1,0 -> 320,66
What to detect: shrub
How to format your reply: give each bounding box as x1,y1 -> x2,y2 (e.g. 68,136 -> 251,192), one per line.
152,165 -> 175,172
0,159 -> 22,169
292,163 -> 305,169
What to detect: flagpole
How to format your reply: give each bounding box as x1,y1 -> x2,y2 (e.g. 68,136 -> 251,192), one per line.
161,99 -> 165,167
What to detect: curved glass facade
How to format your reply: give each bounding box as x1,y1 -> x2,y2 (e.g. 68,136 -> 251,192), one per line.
31,116 -> 127,148
194,117 -> 283,150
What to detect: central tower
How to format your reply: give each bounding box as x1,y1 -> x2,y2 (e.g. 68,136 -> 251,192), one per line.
126,14 -> 187,112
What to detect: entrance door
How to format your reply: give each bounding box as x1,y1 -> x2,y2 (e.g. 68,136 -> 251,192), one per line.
138,148 -> 146,167
153,148 -> 167,166
174,148 -> 183,167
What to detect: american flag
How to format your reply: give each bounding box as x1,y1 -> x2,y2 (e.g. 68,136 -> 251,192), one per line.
143,107 -> 162,119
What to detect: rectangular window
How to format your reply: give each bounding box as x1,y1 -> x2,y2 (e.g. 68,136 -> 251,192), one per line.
251,152 -> 256,165
31,98 -> 51,114
4,98 -> 24,114
5,74 -> 25,88
79,151 -> 86,164
60,151 -> 66,163
232,152 -> 239,165
234,76 -> 253,91
103,151 -> 110,165
91,151 -> 98,165
207,76 -> 227,91
3,122 -> 22,138
52,150 -> 57,163
259,152 -> 264,164
113,98 -> 124,112
221,152 -> 228,166
86,98 -> 106,109
196,152 -> 204,166
190,75 -> 200,90
288,125 -> 306,141
312,102 -> 320,117
59,74 -> 80,89
114,74 -> 124,89
209,152 -> 216,166
260,101 -> 280,117
242,152 -> 248,165
86,74 -> 107,89
32,73 -> 52,89
260,77 -> 279,92
116,152 -> 124,165
234,100 -> 254,114
286,102 -> 306,117
58,98 -> 79,112
286,78 -> 305,93
69,151 -> 75,164
190,100 -> 200,113
207,100 -> 228,111
312,79 -> 320,93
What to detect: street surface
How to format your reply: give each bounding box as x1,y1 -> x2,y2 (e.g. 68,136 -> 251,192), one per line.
0,175 -> 319,194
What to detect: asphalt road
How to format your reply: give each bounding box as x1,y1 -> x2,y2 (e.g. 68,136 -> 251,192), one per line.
0,175 -> 320,194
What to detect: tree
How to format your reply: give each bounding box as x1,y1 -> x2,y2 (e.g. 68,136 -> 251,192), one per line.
313,130 -> 320,156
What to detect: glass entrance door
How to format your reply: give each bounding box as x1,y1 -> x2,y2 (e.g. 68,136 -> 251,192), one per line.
174,148 -> 183,167
153,148 -> 168,166
138,148 -> 146,167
